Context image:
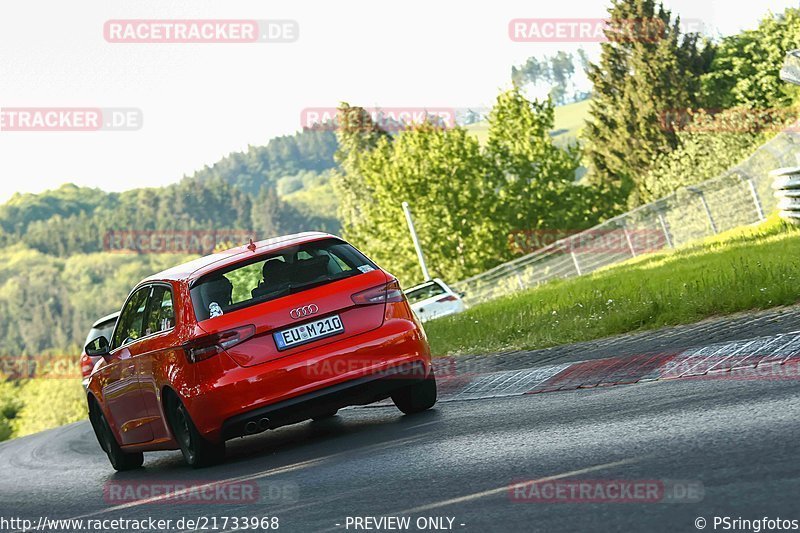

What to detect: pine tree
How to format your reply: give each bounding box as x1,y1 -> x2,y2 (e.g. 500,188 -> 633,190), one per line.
583,0 -> 714,208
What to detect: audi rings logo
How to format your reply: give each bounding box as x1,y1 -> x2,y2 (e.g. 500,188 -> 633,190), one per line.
290,304 -> 319,320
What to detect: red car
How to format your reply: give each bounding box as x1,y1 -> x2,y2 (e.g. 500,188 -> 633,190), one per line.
84,233 -> 436,470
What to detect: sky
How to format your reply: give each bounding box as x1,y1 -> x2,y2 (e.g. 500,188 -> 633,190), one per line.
0,0 -> 797,203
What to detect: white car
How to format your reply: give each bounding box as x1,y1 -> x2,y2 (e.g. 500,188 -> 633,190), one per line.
404,278 -> 466,322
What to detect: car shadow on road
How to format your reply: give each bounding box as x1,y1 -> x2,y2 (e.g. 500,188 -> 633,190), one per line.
129,406 -> 444,478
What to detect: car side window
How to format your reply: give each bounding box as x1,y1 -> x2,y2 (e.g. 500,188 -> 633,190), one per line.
112,287 -> 150,350
144,285 -> 175,336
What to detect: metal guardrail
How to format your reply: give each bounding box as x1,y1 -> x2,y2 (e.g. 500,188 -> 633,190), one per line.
771,167 -> 800,223
452,132 -> 800,306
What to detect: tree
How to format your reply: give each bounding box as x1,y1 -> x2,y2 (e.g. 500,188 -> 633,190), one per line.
512,52 -> 582,105
512,57 -> 549,88
549,52 -> 576,105
334,112 -> 505,284
486,89 -> 608,239
582,0 -> 714,208
331,104 -> 391,243
701,8 -> 800,110
334,89 -> 610,284
637,109 -> 777,203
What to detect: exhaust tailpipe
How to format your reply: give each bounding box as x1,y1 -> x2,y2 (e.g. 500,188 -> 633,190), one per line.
258,418 -> 270,431
244,421 -> 258,434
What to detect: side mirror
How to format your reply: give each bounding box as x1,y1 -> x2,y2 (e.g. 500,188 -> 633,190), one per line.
85,336 -> 110,358
780,50 -> 800,85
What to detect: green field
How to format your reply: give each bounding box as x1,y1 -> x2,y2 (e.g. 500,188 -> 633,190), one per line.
425,216 -> 800,356
465,98 -> 591,147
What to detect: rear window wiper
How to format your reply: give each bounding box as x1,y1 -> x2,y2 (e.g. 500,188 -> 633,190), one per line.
285,271 -> 360,294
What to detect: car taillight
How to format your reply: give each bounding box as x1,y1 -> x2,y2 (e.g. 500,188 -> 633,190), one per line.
436,295 -> 458,303
351,279 -> 405,305
183,325 -> 255,363
80,354 -> 93,378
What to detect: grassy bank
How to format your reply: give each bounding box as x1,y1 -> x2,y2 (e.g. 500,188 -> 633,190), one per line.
426,217 -> 800,356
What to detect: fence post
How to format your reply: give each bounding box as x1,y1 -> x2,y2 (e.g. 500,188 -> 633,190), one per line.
656,211 -> 673,248
570,251 -> 582,276
740,175 -> 765,221
687,186 -> 718,235
622,224 -> 637,257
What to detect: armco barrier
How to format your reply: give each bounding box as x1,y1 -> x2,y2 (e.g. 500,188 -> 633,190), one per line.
770,167 -> 800,223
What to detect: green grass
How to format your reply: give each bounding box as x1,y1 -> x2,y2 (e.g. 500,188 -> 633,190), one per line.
425,216 -> 800,356
465,98 -> 591,147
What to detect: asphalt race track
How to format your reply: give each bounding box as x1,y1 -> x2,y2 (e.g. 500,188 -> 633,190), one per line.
1,371 -> 799,532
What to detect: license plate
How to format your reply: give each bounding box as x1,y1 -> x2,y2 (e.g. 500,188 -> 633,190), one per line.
273,314 -> 344,351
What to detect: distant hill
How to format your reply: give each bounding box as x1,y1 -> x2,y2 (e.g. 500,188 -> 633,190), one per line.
190,128 -> 338,195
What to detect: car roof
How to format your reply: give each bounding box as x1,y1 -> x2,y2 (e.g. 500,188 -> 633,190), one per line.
92,311 -> 120,328
141,232 -> 338,285
404,278 -> 446,292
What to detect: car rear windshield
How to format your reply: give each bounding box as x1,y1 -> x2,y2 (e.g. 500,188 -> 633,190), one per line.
190,238 -> 378,322
405,281 -> 446,304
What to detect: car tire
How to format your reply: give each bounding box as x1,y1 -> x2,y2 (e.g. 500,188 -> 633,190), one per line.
89,402 -> 144,471
166,394 -> 225,469
391,370 -> 437,415
312,409 -> 339,421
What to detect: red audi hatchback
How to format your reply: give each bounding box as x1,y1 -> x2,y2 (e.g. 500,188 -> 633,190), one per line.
84,232 -> 436,470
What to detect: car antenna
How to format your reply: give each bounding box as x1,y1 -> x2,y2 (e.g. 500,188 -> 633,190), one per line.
247,239 -> 257,252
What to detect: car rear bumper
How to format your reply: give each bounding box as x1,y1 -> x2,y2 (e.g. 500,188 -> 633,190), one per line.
417,306 -> 464,322
220,360 -> 426,440
185,317 -> 431,441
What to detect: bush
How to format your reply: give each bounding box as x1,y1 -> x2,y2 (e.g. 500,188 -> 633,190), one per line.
9,379 -> 86,439
635,109 -> 778,205
0,382 -> 21,441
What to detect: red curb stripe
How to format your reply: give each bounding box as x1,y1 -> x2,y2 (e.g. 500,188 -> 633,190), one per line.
528,352 -> 680,394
